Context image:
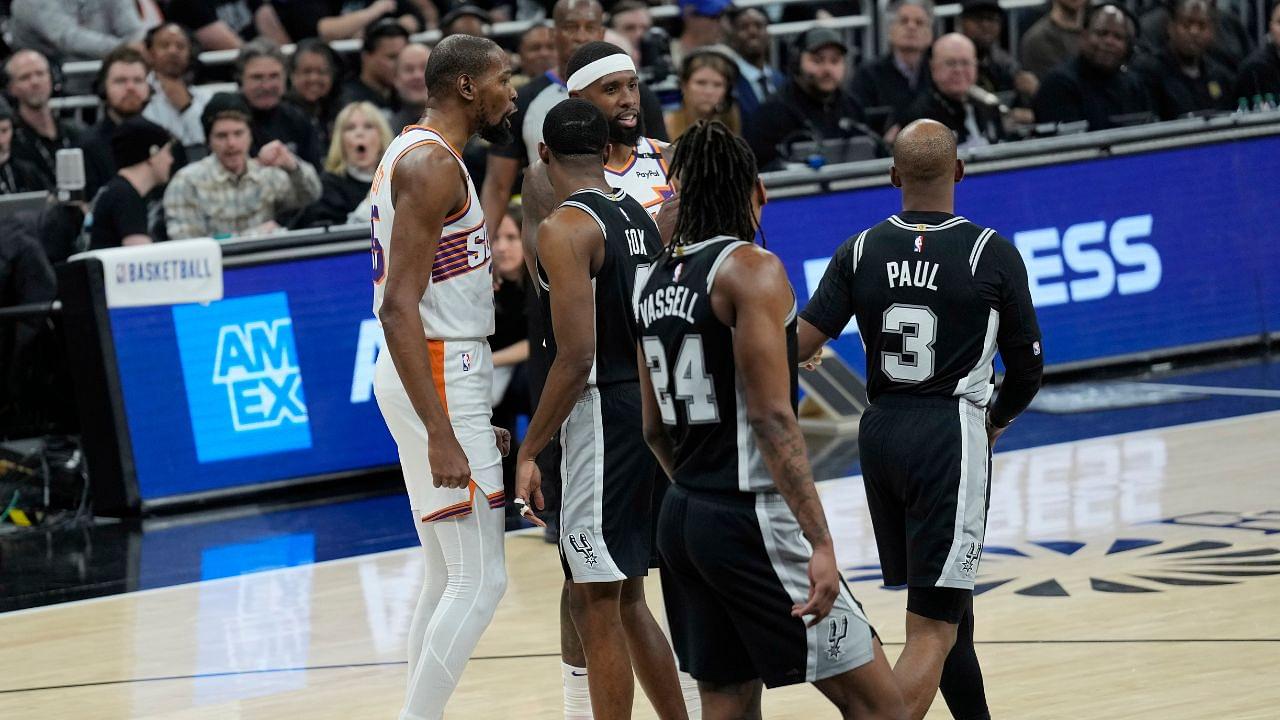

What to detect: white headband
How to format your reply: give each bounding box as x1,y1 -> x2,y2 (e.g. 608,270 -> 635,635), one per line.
566,54 -> 636,92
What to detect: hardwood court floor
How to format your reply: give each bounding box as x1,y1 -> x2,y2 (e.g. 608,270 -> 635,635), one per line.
2,411 -> 1278,718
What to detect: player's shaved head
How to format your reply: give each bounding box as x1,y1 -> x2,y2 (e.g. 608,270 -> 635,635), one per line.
892,120 -> 957,184
554,0 -> 604,24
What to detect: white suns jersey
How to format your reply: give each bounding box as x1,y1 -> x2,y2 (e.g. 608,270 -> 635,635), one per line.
605,136 -> 673,218
370,125 -> 494,340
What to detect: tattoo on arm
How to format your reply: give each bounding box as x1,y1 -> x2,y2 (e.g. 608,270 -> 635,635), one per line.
751,414 -> 830,546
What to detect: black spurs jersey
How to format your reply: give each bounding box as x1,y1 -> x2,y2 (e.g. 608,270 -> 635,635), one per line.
636,237 -> 799,494
538,187 -> 661,387
801,211 -> 1041,405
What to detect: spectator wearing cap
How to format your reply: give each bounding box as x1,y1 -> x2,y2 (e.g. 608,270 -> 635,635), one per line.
164,93 -> 322,240
1235,1 -> 1280,106
747,28 -> 874,170
1134,0 -> 1236,120
893,33 -> 1007,148
442,5 -> 490,37
340,20 -> 410,110
237,40 -> 324,168
672,0 -> 729,70
851,0 -> 935,134
287,39 -> 344,152
87,117 -> 174,248
1020,0 -> 1086,80
296,101 -> 392,228
9,0 -> 145,63
1034,4 -> 1155,131
666,46 -> 741,139
268,0 -> 425,43
388,43 -> 431,132
0,97 -> 50,194
959,0 -> 1039,109
726,7 -> 785,123
4,50 -> 82,189
79,45 -> 153,197
142,23 -> 214,150
481,0 -> 669,236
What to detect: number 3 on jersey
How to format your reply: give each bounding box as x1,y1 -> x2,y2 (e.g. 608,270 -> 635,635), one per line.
642,335 -> 718,424
881,303 -> 937,382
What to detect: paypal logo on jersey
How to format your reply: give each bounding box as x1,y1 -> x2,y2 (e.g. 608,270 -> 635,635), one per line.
1012,214 -> 1161,307
173,292 -> 313,463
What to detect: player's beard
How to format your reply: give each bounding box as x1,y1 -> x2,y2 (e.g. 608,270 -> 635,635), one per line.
479,113 -> 514,145
609,114 -> 643,148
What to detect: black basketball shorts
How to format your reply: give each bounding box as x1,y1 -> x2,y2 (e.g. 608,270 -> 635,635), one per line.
558,383 -> 657,582
858,395 -> 991,590
658,484 -> 877,688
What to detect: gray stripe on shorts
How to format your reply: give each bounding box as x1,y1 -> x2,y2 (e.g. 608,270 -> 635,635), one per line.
559,388 -> 626,582
936,400 -> 990,589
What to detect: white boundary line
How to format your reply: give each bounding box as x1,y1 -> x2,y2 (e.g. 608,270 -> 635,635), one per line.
1130,382 -> 1280,400
4,408 -> 1279,620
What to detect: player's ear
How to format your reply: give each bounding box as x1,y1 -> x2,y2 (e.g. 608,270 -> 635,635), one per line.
889,165 -> 902,188
602,141 -> 612,164
538,141 -> 549,165
954,158 -> 965,184
458,72 -> 475,100
568,89 -> 580,98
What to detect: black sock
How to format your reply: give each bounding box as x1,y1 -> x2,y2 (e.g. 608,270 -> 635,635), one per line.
939,597 -> 990,720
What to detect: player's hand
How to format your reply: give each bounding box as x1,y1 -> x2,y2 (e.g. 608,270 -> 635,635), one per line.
799,347 -> 825,371
493,426 -> 512,457
986,412 -> 1008,449
428,434 -> 472,489
793,539 -> 840,627
513,454 -> 546,527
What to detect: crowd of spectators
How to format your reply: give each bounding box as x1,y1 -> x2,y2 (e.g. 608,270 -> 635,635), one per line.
0,0 -> 1276,250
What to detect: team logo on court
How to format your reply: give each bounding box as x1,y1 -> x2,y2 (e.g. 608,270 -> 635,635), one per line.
827,616 -> 848,660
569,532 -> 599,567
172,292 -> 313,462
960,542 -> 983,575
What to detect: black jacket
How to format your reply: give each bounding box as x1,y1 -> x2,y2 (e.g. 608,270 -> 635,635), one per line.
1134,49 -> 1235,120
746,81 -> 873,170
1234,42 -> 1280,107
849,53 -> 932,133
246,97 -> 324,169
897,89 -> 1006,146
1033,57 -> 1155,131
296,170 -> 370,228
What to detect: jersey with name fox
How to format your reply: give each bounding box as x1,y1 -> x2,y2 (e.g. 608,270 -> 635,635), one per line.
636,237 -> 799,494
537,187 -> 661,387
607,137 -> 673,218
370,125 -> 494,340
800,211 -> 1041,406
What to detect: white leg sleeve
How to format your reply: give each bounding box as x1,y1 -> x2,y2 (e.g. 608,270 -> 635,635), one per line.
406,515 -> 449,684
400,501 -> 508,720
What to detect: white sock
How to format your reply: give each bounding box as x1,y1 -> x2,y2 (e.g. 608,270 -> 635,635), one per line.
562,661 -> 593,720
679,669 -> 702,719
400,503 -> 507,720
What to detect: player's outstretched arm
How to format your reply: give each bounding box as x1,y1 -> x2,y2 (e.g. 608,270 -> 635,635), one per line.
377,145 -> 472,490
716,246 -> 839,627
514,208 -> 603,519
797,235 -> 862,366
637,345 -> 676,479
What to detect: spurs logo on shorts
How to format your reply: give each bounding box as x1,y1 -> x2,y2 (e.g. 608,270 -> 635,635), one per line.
960,541 -> 983,575
569,532 -> 599,566
827,616 -> 849,660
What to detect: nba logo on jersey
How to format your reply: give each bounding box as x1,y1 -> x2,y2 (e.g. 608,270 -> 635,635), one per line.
172,292 -> 313,463
914,235 -> 924,253
673,263 -> 683,281
1032,341 -> 1042,356
461,351 -> 472,372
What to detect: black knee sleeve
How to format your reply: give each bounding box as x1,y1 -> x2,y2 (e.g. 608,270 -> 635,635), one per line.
906,585 -> 969,624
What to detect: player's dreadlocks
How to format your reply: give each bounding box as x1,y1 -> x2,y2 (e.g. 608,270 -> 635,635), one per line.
666,119 -> 762,258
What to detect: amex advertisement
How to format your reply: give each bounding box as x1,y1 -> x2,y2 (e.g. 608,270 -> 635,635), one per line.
110,136 -> 1280,502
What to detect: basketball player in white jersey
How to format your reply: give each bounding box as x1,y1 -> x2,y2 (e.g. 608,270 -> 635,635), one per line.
519,41 -> 699,720
370,34 -> 517,720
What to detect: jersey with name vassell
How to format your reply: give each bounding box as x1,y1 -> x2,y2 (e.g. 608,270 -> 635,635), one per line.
537,187 -> 661,387
370,125 -> 494,339
800,211 -> 1041,406
606,137 -> 674,218
637,237 -> 799,494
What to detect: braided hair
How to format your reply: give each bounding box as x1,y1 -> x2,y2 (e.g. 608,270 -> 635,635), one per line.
666,120 -> 761,259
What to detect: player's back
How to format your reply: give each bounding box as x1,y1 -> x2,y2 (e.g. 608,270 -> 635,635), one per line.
370,125 -> 493,340
849,211 -> 1006,405
538,187 -> 660,386
636,237 -> 798,494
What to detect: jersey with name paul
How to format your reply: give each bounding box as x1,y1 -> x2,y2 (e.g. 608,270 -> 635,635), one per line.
538,187 -> 661,387
800,211 -> 1041,406
637,237 -> 799,494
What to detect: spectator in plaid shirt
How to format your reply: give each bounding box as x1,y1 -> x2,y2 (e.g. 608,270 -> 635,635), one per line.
163,93 -> 321,240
